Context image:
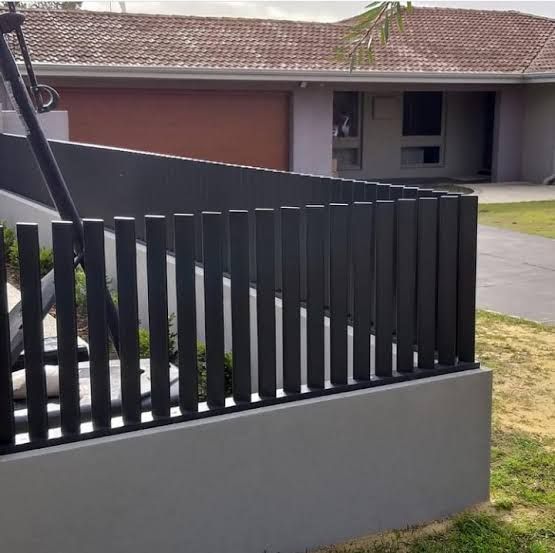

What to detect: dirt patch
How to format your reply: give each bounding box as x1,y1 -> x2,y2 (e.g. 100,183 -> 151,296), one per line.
476,311 -> 555,439
316,519 -> 454,552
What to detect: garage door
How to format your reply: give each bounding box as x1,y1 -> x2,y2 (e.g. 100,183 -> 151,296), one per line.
56,87 -> 290,170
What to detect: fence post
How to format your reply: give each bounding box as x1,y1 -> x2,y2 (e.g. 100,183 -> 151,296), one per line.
396,199 -> 417,373
457,195 -> 478,363
256,208 -> 277,398
175,213 -> 198,412
329,203 -> 349,385
306,205 -> 325,389
229,210 -> 251,403
84,219 -> 111,430
437,196 -> 459,366
52,221 -> 81,435
0,226 -> 15,446
416,199 -> 438,370
375,201 -> 395,377
352,202 -> 373,381
17,223 -> 48,440
281,207 -> 301,394
146,215 -> 171,419
203,212 -> 226,408
115,217 -> 141,425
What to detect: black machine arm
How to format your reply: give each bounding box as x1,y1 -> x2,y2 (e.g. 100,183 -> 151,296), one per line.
5,3 -> 59,113
0,6 -> 120,366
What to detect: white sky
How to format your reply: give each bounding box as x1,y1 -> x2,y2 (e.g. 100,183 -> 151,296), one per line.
82,1 -> 555,21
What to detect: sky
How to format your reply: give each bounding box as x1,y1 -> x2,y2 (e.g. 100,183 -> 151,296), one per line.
82,1 -> 555,21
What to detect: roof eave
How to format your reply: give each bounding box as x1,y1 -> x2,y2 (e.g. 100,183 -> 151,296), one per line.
25,62 -> 527,84
523,72 -> 555,82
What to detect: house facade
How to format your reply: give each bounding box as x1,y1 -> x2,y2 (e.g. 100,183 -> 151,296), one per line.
1,7 -> 554,183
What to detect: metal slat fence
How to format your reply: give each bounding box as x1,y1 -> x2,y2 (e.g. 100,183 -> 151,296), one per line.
0,193 -> 479,454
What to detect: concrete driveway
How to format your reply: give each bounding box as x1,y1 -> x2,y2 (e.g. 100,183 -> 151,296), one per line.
472,181 -> 555,203
477,225 -> 555,324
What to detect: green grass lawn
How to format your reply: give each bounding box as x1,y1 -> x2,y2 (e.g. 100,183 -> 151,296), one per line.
319,312 -> 555,553
479,200 -> 555,239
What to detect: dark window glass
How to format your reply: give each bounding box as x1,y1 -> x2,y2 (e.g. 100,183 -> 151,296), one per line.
401,146 -> 441,165
402,92 -> 443,136
333,92 -> 360,138
423,146 -> 440,163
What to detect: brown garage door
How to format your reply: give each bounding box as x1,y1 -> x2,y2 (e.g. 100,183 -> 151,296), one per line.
56,87 -> 290,170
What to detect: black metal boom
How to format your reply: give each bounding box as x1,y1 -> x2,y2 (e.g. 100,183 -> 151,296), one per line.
0,6 -> 120,366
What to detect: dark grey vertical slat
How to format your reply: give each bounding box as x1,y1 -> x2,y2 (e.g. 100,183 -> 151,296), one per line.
17,224 -> 48,440
175,213 -> 198,412
396,200 -> 417,373
416,199 -> 438,369
146,216 -> 170,419
256,208 -> 277,398
389,185 -> 404,201
353,181 -> 366,201
457,196 -> 478,363
403,187 -> 419,199
281,207 -> 301,394
374,202 -> 395,377
329,203 -> 349,385
229,210 -> 251,403
306,205 -> 325,389
364,182 -> 377,202
376,183 -> 390,200
84,219 -> 111,430
52,221 -> 80,435
352,202 -> 373,381
0,226 -> 15,446
203,212 -> 226,408
115,217 -> 141,425
437,196 -> 459,366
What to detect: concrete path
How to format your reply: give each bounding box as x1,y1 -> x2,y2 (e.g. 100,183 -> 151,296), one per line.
472,182 -> 555,204
477,225 -> 555,324
6,282 -> 57,338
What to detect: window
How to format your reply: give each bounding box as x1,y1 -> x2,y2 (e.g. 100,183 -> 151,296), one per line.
401,146 -> 441,166
333,92 -> 362,170
403,92 -> 443,136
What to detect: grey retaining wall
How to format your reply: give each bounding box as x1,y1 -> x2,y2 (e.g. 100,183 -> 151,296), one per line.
0,368 -> 492,553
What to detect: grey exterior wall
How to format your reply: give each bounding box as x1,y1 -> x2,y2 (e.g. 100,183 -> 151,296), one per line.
290,86 -> 333,175
492,86 -> 524,182
521,83 -> 555,184
338,90 -> 489,181
0,368 -> 492,553
0,109 -> 69,141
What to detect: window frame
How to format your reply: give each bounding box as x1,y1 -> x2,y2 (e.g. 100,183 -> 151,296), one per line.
332,91 -> 364,171
400,91 -> 446,168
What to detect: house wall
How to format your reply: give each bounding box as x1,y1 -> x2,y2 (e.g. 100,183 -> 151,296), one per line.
0,79 -> 69,140
521,83 -> 555,184
290,86 -> 333,175
339,90 -> 489,181
492,86 -> 524,182
0,109 -> 69,141
0,369 -> 492,553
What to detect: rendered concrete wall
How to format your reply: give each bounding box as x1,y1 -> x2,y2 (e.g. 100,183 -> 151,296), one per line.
521,83 -> 555,184
339,90 -> 489,181
290,85 -> 333,175
492,86 -> 524,182
0,109 -> 69,141
0,368 -> 492,553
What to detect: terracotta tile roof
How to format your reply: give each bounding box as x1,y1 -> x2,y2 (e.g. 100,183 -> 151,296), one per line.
526,26 -> 555,73
10,6 -> 555,76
